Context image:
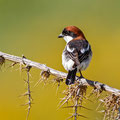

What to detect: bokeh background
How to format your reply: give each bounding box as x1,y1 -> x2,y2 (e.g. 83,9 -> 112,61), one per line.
0,0 -> 120,120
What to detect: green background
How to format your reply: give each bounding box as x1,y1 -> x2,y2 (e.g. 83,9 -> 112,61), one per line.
0,0 -> 120,120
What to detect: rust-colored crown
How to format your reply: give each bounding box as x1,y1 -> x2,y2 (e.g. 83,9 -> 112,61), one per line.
65,26 -> 86,39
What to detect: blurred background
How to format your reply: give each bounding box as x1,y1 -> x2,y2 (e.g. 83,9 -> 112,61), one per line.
0,0 -> 120,120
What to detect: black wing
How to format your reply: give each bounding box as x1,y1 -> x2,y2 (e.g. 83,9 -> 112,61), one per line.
67,39 -> 92,66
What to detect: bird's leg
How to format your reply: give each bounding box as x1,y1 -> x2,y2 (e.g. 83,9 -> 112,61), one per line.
79,70 -> 84,78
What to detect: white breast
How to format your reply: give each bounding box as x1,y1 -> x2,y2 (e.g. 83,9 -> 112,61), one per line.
62,50 -> 92,72
62,52 -> 75,71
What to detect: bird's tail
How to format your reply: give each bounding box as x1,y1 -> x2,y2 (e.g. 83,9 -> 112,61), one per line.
66,68 -> 77,85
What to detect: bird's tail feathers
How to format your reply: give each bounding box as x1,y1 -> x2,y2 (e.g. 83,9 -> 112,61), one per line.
66,68 -> 77,85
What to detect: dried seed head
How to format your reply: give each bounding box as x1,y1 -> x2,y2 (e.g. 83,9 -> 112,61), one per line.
40,69 -> 50,80
26,66 -> 32,72
59,81 -> 88,119
0,56 -> 5,66
9,62 -> 17,68
53,77 -> 63,83
53,77 -> 63,86
97,94 -> 120,120
88,85 -> 103,98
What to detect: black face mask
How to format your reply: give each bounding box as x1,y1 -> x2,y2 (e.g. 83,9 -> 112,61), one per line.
62,28 -> 77,38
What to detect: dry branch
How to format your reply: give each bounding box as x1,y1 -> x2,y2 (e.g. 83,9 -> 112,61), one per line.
0,51 -> 120,95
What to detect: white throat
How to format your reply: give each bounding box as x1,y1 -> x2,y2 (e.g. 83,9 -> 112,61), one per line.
63,36 -> 73,43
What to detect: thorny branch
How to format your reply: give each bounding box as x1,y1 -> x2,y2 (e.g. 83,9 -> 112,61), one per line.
21,57 -> 32,120
0,51 -> 120,95
0,51 -> 120,120
25,66 -> 32,120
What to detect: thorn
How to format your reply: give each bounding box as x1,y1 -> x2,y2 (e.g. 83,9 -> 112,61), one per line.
21,102 -> 30,106
20,92 -> 30,97
66,115 -> 74,120
22,55 -> 27,65
22,55 -> 27,59
57,96 -> 67,107
63,105 -> 91,110
24,79 -> 28,83
7,62 -> 18,69
0,56 -> 5,66
58,94 -> 72,110
34,78 -> 42,88
77,113 -> 88,118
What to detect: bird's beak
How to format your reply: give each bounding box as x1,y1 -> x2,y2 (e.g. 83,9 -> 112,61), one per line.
58,33 -> 64,38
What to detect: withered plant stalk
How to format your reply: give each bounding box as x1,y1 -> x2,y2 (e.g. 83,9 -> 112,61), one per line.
26,66 -> 32,120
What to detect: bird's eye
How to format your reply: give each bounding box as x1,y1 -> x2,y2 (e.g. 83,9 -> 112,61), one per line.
62,30 -> 67,35
68,31 -> 71,35
70,32 -> 74,36
65,31 -> 70,35
62,29 -> 71,36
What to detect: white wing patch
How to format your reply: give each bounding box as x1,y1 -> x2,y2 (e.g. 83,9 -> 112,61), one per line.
81,48 -> 85,53
67,45 -> 75,52
81,44 -> 89,53
86,44 -> 90,51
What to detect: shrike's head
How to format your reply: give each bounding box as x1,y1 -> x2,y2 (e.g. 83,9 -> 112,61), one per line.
58,26 -> 85,43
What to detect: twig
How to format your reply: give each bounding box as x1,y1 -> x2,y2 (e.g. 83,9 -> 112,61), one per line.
75,100 -> 78,120
26,66 -> 32,120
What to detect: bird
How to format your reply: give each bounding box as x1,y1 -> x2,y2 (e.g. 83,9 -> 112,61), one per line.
58,26 -> 92,85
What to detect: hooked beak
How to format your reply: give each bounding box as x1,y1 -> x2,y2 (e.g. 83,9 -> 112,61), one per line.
58,33 -> 64,38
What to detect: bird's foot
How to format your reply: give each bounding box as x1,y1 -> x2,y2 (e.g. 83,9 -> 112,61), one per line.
79,75 -> 84,79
